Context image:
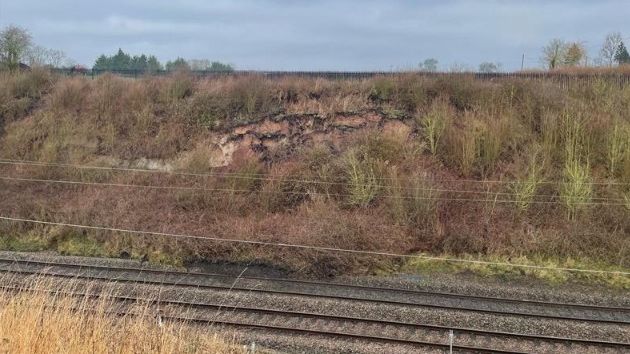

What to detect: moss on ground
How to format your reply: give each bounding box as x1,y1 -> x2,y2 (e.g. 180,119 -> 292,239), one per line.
0,233 -> 184,268
0,234 -> 48,252
400,253 -> 630,289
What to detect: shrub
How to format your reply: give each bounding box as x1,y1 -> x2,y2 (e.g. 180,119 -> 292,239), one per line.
432,75 -> 479,111
511,146 -> 545,212
477,119 -> 503,176
607,122 -> 629,178
188,92 -> 222,128
343,150 -> 381,207
561,157 -> 592,220
387,171 -> 438,229
221,159 -> 264,192
259,163 -> 310,212
559,111 -> 592,219
166,71 -> 195,100
540,111 -> 561,162
0,69 -> 55,124
91,74 -> 128,123
368,77 -> 396,102
49,77 -> 90,113
7,68 -> 54,99
354,131 -> 407,164
418,96 -> 452,155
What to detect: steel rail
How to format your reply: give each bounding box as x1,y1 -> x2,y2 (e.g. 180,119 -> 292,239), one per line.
0,257 -> 628,325
4,284 -> 629,353
0,256 -> 626,312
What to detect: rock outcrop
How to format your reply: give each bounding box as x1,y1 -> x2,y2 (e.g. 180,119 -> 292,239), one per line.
207,110 -> 412,167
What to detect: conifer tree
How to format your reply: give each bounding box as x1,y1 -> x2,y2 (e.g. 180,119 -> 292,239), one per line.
615,41 -> 630,65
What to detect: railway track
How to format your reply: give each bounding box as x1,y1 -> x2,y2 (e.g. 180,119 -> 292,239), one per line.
3,283 -> 628,354
0,258 -> 630,353
0,256 -> 627,325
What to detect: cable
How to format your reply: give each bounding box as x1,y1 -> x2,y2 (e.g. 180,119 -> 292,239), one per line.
0,174 -> 624,202
1,175 -> 627,206
2,158 -> 630,186
0,215 -> 627,276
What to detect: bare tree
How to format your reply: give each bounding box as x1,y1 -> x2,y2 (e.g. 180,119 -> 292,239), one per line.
542,39 -> 567,70
449,62 -> 471,73
600,32 -> 623,67
189,59 -> 211,70
0,25 -> 32,70
26,45 -> 68,67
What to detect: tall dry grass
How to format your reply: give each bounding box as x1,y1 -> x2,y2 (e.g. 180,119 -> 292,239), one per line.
0,280 -> 242,354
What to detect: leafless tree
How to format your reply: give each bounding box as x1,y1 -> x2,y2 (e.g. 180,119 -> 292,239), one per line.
600,32 -> 623,67
26,45 -> 68,67
189,59 -> 211,70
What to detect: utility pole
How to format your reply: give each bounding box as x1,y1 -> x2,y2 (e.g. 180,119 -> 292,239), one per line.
521,53 -> 525,71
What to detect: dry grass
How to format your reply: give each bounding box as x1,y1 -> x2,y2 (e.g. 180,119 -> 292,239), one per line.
0,279 -> 243,354
1,70 -> 630,280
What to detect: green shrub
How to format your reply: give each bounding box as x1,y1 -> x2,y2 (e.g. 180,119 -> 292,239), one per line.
56,232 -> 107,257
418,97 -> 451,155
607,122 -> 629,178
511,146 -> 545,212
343,150 -> 381,207
560,111 -> 592,219
561,157 -> 592,220
369,77 -> 396,102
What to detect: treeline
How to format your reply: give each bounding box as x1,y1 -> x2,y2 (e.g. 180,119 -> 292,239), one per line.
542,32 -> 630,70
0,25 -> 71,70
93,49 -> 234,72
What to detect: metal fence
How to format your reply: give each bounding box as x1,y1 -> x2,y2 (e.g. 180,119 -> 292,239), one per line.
51,68 -> 630,86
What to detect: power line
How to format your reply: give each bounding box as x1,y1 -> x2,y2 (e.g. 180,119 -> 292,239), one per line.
1,158 -> 630,187
0,215 -> 627,276
1,175 -> 627,206
0,175 -> 603,201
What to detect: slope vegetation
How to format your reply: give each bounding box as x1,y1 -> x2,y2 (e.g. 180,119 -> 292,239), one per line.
0,70 -> 628,284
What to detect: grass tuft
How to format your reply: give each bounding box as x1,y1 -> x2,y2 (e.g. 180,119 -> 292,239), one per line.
0,280 -> 243,354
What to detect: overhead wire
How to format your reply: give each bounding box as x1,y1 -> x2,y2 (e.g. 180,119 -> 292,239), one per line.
0,216 -> 626,276
1,175 -> 627,206
2,158 -> 630,186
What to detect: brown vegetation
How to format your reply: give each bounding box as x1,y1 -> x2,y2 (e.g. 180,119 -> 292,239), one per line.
0,278 -> 242,354
0,70 -> 629,280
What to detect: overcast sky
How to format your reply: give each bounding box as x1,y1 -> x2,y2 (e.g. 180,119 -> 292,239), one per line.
1,0 -> 629,71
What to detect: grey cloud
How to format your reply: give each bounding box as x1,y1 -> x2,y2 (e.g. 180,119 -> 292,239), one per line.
1,0 -> 629,70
